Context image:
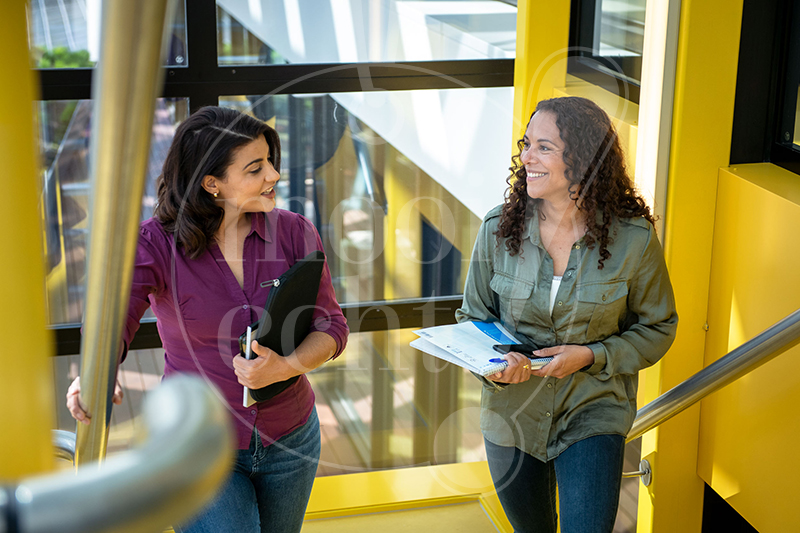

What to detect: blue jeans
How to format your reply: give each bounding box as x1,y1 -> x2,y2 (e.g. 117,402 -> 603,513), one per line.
485,434 -> 625,533
177,407 -> 321,533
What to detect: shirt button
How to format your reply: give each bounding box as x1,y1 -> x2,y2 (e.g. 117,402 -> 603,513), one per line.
547,383 -> 553,389
250,409 -> 256,415
601,295 -> 607,302
546,411 -> 552,417
557,301 -> 563,306
575,244 -> 581,250
243,304 -> 249,310
565,271 -> 572,278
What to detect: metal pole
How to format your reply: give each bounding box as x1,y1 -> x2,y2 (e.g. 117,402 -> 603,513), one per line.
628,308 -> 800,442
75,0 -> 176,466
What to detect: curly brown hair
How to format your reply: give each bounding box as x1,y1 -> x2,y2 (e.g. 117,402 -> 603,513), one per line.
496,96 -> 654,269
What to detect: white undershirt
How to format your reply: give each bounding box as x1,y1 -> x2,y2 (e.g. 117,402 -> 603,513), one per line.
549,275 -> 562,316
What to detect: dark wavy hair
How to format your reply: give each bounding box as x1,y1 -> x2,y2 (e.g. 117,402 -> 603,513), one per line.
154,106 -> 281,259
496,96 -> 654,269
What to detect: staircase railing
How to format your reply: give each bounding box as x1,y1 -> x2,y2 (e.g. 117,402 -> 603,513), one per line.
1,376 -> 233,533
623,308 -> 800,484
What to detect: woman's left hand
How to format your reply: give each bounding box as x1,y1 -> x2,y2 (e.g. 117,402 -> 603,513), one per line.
530,345 -> 595,379
232,341 -> 296,389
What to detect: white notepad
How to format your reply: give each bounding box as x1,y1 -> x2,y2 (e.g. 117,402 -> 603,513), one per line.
411,321 -> 553,376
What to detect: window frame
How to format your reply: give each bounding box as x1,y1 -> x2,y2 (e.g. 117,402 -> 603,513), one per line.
568,0 -> 642,104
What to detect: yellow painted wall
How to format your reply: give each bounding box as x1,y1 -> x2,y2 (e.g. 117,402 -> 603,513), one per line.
698,164 -> 800,531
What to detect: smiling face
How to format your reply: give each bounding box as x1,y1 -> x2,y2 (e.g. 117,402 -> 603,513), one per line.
205,135 -> 280,215
521,110 -> 572,205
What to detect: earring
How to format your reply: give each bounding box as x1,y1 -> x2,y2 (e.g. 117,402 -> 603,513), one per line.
213,192 -> 218,198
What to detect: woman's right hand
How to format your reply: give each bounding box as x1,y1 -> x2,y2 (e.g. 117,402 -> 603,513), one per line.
66,376 -> 124,425
490,351 -> 534,384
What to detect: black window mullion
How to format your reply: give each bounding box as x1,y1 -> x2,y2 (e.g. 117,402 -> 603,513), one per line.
185,0 -> 220,110
50,296 -> 464,355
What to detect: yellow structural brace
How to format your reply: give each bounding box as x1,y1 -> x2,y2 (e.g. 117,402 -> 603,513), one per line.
511,0 -> 571,143
640,0 -> 746,532
0,1 -> 56,479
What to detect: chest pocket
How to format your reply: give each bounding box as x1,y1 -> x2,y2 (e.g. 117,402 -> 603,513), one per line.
490,273 -> 534,330
576,279 -> 628,340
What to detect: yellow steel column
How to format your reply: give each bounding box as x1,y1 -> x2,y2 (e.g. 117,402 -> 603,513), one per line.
511,0 -> 571,142
0,1 -> 56,478
637,0 -> 745,531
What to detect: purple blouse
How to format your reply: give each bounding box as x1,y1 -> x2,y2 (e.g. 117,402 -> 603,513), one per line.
123,209 -> 348,449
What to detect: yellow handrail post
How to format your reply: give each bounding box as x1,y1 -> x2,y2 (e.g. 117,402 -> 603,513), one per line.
511,0 -> 571,147
0,1 -> 56,479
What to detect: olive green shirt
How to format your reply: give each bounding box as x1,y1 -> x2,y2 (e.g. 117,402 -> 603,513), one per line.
456,204 -> 678,461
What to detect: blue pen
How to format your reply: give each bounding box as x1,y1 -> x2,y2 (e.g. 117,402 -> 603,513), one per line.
489,358 -> 506,364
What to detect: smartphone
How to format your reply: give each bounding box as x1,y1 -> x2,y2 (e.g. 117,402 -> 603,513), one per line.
493,343 -> 554,370
493,343 -> 540,357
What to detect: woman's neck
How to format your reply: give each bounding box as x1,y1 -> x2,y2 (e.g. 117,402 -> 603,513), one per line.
216,211 -> 251,244
539,197 -> 585,232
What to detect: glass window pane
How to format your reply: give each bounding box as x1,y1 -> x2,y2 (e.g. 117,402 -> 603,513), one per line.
309,329 -> 486,474
216,0 -> 516,66
39,98 -> 189,325
593,0 -> 646,83
29,0 -> 187,68
220,86 -> 513,304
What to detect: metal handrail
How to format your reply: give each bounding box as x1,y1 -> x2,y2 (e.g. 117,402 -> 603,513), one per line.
628,307 -> 800,442
622,308 -> 800,484
2,376 -> 233,533
51,431 -> 76,463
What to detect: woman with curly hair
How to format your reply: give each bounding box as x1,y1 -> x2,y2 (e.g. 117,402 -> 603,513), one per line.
457,96 -> 678,533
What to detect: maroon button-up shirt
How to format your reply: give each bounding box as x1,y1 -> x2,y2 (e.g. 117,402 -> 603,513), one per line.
123,209 -> 348,449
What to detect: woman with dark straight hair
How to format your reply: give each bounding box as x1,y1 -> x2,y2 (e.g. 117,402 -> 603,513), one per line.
67,106 -> 349,532
457,96 -> 677,533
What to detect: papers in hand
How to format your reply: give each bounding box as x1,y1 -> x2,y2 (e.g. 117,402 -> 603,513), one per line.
411,321 -> 550,376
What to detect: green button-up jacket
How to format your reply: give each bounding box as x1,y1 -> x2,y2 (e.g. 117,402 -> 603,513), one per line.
456,204 -> 678,461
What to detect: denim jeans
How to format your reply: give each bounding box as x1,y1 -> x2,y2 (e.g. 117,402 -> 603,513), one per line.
177,407 -> 321,533
484,434 -> 625,533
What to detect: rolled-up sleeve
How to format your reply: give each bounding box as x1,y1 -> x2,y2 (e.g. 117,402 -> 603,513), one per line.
585,224 -> 678,378
296,216 -> 349,359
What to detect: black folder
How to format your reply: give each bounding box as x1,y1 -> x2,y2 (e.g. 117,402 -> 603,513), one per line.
238,250 -> 325,402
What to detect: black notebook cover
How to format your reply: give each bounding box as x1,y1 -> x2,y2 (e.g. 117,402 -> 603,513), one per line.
239,250 -> 325,402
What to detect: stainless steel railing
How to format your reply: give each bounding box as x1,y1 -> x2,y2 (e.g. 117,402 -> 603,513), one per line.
623,307 -> 800,485
75,0 -> 177,465
51,430 -> 76,463
2,376 -> 234,533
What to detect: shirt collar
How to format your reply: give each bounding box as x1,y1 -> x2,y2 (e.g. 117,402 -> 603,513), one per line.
522,203 -> 543,247
249,211 -> 273,243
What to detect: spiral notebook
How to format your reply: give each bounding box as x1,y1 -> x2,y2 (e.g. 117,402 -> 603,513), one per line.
411,321 -> 553,376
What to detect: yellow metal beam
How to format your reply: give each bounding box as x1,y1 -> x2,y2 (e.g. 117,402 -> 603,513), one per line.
0,1 -> 56,479
511,0 -> 571,142
638,0 -> 745,531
